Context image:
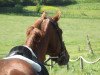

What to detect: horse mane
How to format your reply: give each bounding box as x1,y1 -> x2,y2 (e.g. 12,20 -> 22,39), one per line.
26,26 -> 34,37
26,28 -> 43,47
31,28 -> 43,43
26,20 -> 42,37
26,12 -> 47,37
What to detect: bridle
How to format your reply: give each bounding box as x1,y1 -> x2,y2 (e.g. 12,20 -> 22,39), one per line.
46,18 -> 66,59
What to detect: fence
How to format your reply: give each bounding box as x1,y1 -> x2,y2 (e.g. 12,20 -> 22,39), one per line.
45,56 -> 100,70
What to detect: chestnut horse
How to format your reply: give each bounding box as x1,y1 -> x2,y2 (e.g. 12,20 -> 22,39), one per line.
0,12 -> 69,75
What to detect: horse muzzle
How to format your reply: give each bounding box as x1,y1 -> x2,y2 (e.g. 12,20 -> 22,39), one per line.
58,52 -> 70,66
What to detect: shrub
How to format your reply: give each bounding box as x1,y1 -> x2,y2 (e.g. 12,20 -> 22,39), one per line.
14,4 -> 23,13
35,3 -> 41,13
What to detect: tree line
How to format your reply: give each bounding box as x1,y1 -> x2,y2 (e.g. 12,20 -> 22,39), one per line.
0,0 -> 76,7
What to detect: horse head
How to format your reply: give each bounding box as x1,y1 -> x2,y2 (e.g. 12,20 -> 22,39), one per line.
26,11 -> 70,66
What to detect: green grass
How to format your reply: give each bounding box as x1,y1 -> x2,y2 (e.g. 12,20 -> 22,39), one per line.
0,2 -> 100,75
0,15 -> 38,56
59,3 -> 100,18
75,0 -> 100,3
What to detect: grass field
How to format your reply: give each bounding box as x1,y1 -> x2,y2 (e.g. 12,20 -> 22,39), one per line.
0,2 -> 100,75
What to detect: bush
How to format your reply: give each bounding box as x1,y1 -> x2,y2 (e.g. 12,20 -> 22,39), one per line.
45,0 -> 76,5
35,3 -> 41,13
14,4 -> 23,13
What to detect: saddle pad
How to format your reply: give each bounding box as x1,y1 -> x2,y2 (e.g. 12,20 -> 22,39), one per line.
4,55 -> 41,72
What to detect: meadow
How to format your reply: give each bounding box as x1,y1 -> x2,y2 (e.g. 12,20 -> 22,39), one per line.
0,2 -> 100,75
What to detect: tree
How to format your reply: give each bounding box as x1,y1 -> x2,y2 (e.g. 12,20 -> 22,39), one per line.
42,0 -> 47,4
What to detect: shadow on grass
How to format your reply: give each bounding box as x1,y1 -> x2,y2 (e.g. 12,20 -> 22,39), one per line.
45,0 -> 77,6
0,7 -> 41,17
0,0 -> 77,17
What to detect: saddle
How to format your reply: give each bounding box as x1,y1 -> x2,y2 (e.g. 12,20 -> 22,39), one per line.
4,45 -> 41,72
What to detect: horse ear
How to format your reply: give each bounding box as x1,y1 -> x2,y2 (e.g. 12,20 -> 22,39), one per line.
52,11 -> 61,22
41,11 -> 47,19
26,26 -> 34,37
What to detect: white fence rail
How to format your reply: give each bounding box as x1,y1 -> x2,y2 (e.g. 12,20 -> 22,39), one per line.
69,56 -> 100,70
45,56 -> 100,70
70,56 -> 100,64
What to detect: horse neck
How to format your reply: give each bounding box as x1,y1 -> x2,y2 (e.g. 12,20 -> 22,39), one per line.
31,21 -> 50,62
25,30 -> 46,62
36,34 -> 49,62
25,34 -> 37,52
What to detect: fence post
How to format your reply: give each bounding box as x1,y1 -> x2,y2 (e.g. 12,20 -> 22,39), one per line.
51,59 -> 53,68
86,35 -> 94,54
80,57 -> 83,70
78,45 -> 80,51
67,63 -> 69,70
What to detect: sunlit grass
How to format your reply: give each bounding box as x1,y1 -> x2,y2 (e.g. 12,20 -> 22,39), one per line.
24,6 -> 59,12
23,3 -> 100,18
76,0 -> 100,3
